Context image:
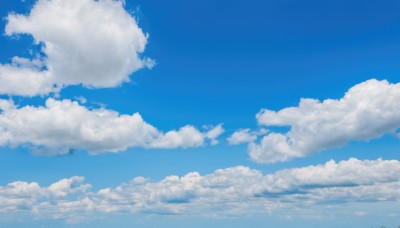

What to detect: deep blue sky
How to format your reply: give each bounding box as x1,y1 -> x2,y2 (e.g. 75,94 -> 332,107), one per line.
1,0 -> 400,227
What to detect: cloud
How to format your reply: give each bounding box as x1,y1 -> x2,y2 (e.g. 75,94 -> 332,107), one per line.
0,98 -> 222,155
0,58 -> 57,96
1,0 -> 152,96
1,158 -> 399,222
149,124 -> 224,149
250,79 -> 400,163
205,124 -> 225,145
0,176 -> 90,213
227,128 -> 267,145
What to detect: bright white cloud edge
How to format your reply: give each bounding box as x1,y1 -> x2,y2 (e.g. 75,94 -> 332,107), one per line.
1,158 -> 399,223
234,79 -> 400,163
0,0 -> 153,96
0,98 -> 223,155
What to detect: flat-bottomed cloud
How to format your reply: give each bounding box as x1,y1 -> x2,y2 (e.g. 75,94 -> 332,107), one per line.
232,79 -> 400,163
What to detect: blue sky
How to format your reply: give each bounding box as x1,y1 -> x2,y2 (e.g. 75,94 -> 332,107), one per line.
0,0 -> 400,227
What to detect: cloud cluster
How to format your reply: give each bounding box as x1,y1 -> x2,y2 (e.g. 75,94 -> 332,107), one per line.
243,79 -> 400,163
1,158 -> 399,222
0,176 -> 90,213
0,98 -> 223,155
1,0 -> 152,96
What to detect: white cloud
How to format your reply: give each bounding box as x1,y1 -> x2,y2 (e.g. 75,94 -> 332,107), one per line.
250,79 -> 400,163
0,176 -> 89,213
205,124 -> 225,145
1,158 -> 400,221
0,98 -> 222,155
0,59 -> 57,96
149,125 -> 223,149
1,0 -> 152,96
227,128 -> 267,145
0,99 -> 15,111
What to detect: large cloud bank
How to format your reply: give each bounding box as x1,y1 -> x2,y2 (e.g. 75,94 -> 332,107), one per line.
1,158 -> 399,222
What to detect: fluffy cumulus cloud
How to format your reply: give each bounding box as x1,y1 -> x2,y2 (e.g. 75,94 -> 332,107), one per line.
1,158 -> 400,222
249,79 -> 400,163
0,98 -> 223,155
0,176 -> 90,213
0,0 -> 153,96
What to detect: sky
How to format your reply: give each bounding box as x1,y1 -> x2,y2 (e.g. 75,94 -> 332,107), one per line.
0,0 -> 400,227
